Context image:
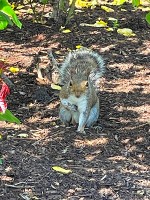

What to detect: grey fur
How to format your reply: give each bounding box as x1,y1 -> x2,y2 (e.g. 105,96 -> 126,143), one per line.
59,48 -> 105,85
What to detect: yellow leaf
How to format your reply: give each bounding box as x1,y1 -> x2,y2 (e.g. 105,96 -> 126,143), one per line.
106,27 -> 114,31
117,28 -> 136,36
76,45 -> 83,49
95,20 -> 107,27
15,10 -> 21,15
113,0 -> 126,5
52,166 -> 72,174
11,3 -> 15,9
51,83 -> 61,90
0,133 -> 2,140
9,67 -> 19,73
101,6 -> 114,12
62,29 -> 71,33
16,4 -> 25,10
75,0 -> 92,8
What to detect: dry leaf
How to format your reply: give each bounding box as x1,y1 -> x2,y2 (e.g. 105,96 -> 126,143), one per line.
17,133 -> 28,138
62,29 -> 71,33
52,166 -> 72,174
101,6 -> 114,12
75,0 -> 92,8
95,20 -> 108,27
106,27 -> 114,31
117,28 -> 136,36
51,83 -> 61,90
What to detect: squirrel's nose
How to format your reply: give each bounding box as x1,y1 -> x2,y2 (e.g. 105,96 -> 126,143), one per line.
75,93 -> 81,98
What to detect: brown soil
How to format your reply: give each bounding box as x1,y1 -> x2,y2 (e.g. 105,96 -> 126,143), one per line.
0,3 -> 150,200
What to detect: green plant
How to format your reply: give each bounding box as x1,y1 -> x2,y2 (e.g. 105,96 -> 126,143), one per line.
50,0 -> 76,26
0,0 -> 22,30
0,61 -> 20,124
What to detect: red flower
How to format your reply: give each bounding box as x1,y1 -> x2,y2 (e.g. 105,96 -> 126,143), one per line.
0,83 -> 10,113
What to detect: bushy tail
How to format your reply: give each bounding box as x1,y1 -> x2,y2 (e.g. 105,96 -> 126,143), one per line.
47,48 -> 105,85
60,48 -> 105,84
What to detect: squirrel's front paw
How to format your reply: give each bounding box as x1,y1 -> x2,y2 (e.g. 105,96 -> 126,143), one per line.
77,127 -> 86,134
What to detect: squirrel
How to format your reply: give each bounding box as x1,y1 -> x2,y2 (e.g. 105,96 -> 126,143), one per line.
48,48 -> 105,133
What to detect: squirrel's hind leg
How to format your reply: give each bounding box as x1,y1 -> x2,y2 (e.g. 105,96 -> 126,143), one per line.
86,100 -> 100,127
59,105 -> 72,126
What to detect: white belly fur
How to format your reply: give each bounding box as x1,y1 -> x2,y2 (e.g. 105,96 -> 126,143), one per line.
67,94 -> 87,112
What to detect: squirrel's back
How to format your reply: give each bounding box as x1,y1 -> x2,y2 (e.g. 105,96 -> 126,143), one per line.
59,48 -> 105,85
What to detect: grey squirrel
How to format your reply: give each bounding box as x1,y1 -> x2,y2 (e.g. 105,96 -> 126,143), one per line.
49,48 -> 105,133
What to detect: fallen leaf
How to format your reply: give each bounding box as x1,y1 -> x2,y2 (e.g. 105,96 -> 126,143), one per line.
9,67 -> 19,73
95,20 -> 108,27
51,83 -> 61,90
62,29 -> 71,33
106,27 -> 114,31
113,0 -> 126,5
75,0 -> 92,8
76,45 -> 83,49
52,166 -> 72,174
117,28 -> 136,36
80,20 -> 107,28
17,133 -> 28,138
101,6 -> 114,12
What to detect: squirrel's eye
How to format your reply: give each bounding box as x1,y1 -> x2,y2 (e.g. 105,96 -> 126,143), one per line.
69,80 -> 73,87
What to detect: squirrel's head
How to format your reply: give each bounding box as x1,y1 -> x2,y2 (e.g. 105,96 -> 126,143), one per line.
68,78 -> 89,98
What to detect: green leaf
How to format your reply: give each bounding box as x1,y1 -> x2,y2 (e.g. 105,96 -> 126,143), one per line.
65,0 -> 76,26
0,10 -> 13,26
145,12 -> 150,24
40,0 -> 48,4
0,109 -> 21,124
0,15 -> 8,30
0,0 -> 22,29
132,0 -> 140,7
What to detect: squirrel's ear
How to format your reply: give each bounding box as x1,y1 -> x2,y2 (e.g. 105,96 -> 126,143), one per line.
85,81 -> 88,87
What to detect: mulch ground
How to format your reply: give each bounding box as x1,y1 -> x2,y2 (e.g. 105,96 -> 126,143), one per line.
0,2 -> 150,200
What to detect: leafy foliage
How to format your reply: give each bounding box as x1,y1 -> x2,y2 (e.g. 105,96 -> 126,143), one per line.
0,61 -> 20,124
0,0 -> 22,30
145,12 -> 150,24
0,109 -> 20,124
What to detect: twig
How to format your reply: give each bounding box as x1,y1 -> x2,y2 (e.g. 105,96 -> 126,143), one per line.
68,193 -> 93,198
5,183 -> 34,189
12,137 -> 38,141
